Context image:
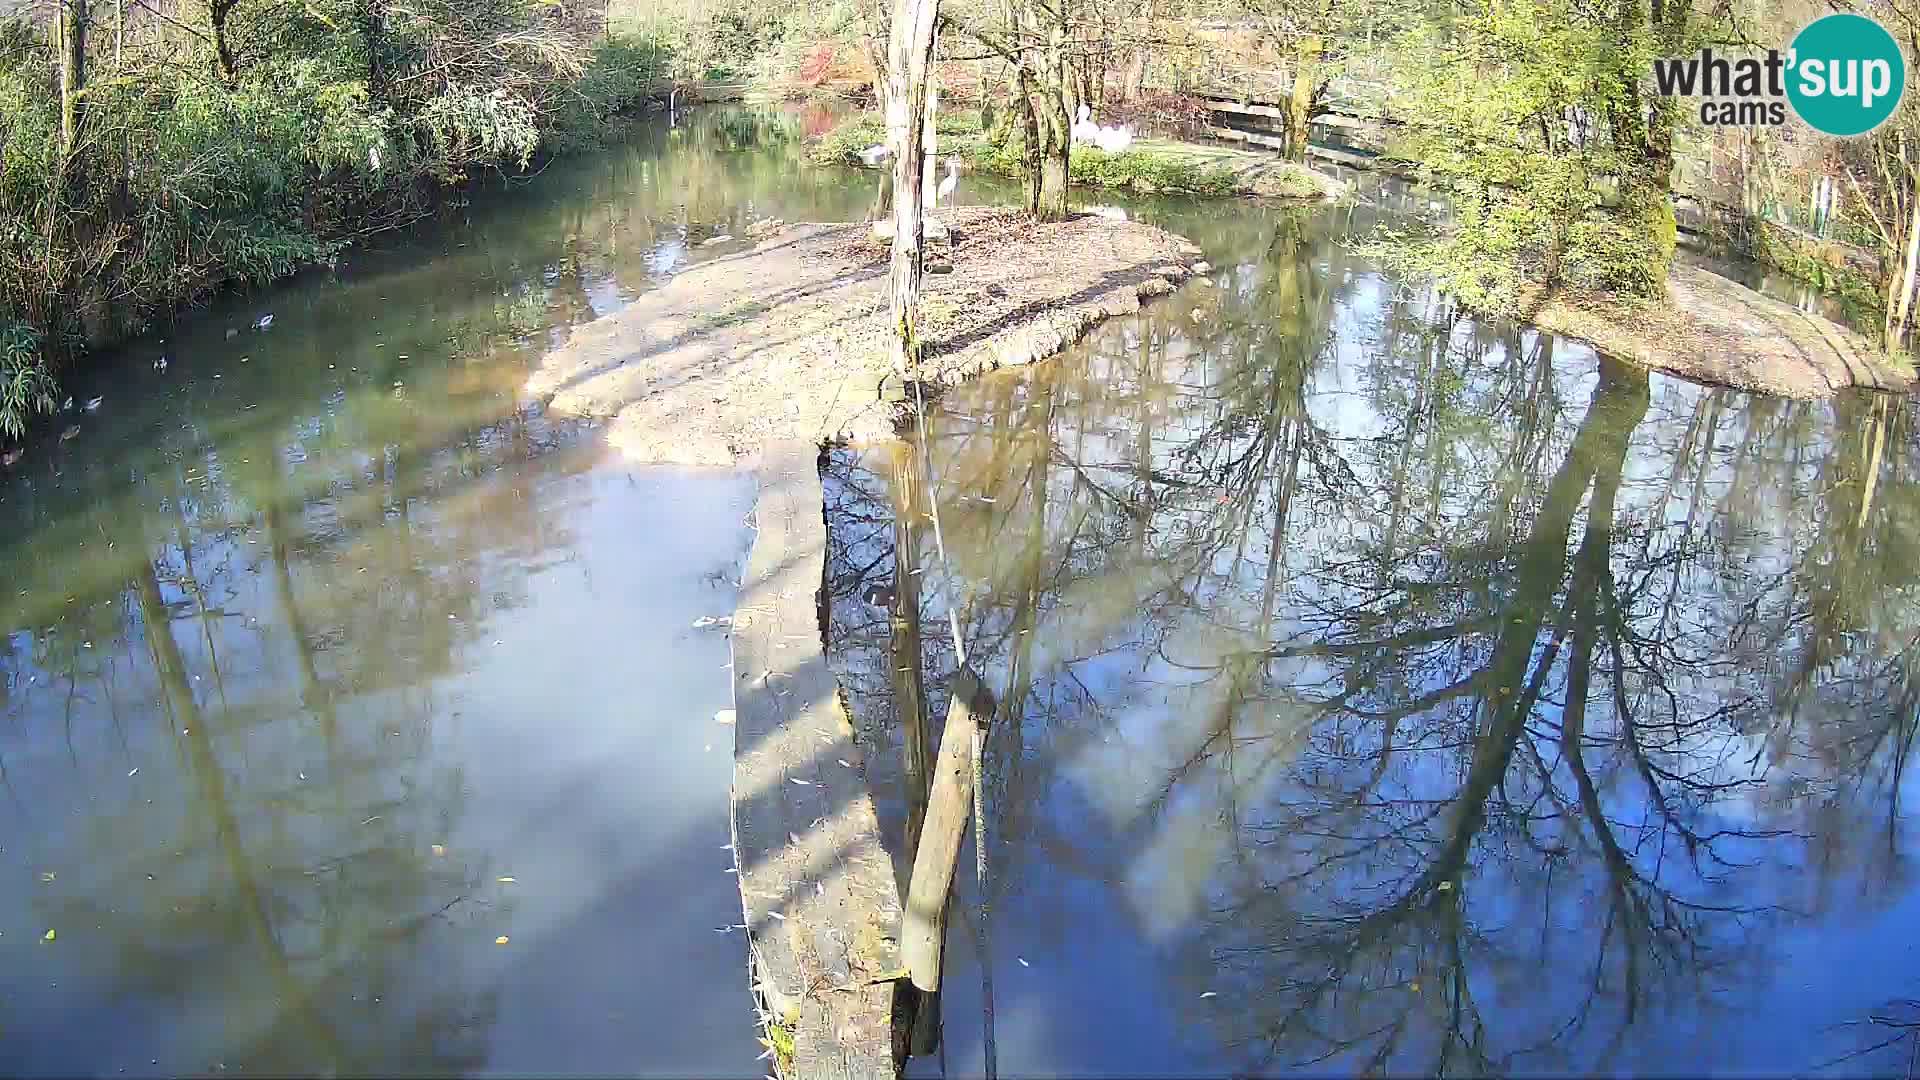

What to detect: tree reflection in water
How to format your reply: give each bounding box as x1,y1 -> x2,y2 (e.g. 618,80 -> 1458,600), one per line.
827,201 -> 1920,1076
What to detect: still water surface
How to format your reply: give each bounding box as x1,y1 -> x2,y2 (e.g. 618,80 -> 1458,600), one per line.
0,107 -> 879,1076
828,175 -> 1920,1076
5,103 -> 1916,1077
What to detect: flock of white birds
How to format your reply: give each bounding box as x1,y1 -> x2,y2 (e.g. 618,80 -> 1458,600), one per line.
1070,105 -> 1135,152
852,104 -> 1136,204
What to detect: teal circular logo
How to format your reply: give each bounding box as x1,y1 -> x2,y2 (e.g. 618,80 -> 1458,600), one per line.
1787,14 -> 1906,136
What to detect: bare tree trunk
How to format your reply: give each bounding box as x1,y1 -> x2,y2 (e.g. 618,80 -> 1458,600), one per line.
861,0 -> 890,108
1014,62 -> 1042,216
1122,48 -> 1147,101
1286,35 -> 1322,160
1893,192 -> 1920,351
210,0 -> 239,78
869,166 -> 894,222
890,441 -> 931,865
1035,16 -> 1071,221
57,0 -> 88,159
885,0 -> 940,376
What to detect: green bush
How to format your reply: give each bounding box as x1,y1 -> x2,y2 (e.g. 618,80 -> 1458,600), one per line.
810,116 -> 889,165
548,33 -> 674,152
610,0 -> 789,83
810,113 -> 987,167
1069,147 -> 1240,196
0,1 -> 675,441
1753,227 -> 1886,319
0,323 -> 54,441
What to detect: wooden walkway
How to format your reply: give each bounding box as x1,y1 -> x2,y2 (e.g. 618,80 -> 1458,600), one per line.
730,442 -> 905,1079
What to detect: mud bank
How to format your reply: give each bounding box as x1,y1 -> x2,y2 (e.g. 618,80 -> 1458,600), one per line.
1534,263 -> 1915,399
524,206 -> 1202,464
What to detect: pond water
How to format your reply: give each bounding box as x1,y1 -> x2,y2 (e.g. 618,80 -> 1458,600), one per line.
5,101 -> 1914,1077
0,107 -> 885,1076
826,177 -> 1920,1075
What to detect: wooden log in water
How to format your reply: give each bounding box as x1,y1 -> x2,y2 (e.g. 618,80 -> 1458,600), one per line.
902,667 -> 997,993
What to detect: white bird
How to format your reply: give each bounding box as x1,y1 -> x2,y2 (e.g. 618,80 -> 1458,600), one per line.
254,314 -> 274,330
1094,122 -> 1134,153
935,157 -> 960,205
84,396 -> 103,412
368,144 -> 381,171
1070,104 -> 1101,145
154,356 -> 169,372
857,143 -> 892,167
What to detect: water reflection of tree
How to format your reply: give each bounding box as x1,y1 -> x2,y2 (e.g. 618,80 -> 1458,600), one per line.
1,393 -> 586,1071
831,202 -> 1920,1072
1827,994 -> 1920,1077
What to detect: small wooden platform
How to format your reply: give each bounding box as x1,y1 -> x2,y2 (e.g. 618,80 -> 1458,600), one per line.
730,442 -> 905,1079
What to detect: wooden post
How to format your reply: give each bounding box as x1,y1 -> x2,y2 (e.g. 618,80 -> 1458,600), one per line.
903,667 -> 996,993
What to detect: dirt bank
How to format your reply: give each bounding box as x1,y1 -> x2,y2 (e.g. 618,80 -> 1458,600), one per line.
1534,262 -> 1915,399
525,206 -> 1201,465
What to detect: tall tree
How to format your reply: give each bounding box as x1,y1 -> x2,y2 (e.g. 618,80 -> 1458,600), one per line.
1386,0 -> 1706,316
209,0 -> 242,78
954,0 -> 1075,219
55,0 -> 88,158
886,0 -> 941,375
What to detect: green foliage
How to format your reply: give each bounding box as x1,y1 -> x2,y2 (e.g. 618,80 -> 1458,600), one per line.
1069,147 -> 1240,196
809,113 -> 988,166
0,323 -> 54,441
0,0 -> 670,440
609,0 -> 791,82
808,115 -> 888,165
419,88 -> 543,179
1753,226 -> 1886,320
546,34 -> 676,152
1382,0 -> 1681,316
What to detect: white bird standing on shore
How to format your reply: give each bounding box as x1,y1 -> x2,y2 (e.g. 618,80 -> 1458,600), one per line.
1071,104 -> 1100,145
1070,104 -> 1135,152
857,143 -> 892,167
935,157 -> 959,205
1094,123 -> 1134,153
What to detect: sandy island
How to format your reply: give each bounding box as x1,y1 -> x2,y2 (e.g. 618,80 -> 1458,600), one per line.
526,205 -> 1916,471
525,206 -> 1201,465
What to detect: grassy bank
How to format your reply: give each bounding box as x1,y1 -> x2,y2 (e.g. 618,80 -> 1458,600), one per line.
1748,226 -> 1886,324
0,3 -> 674,441
809,113 -> 1333,200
